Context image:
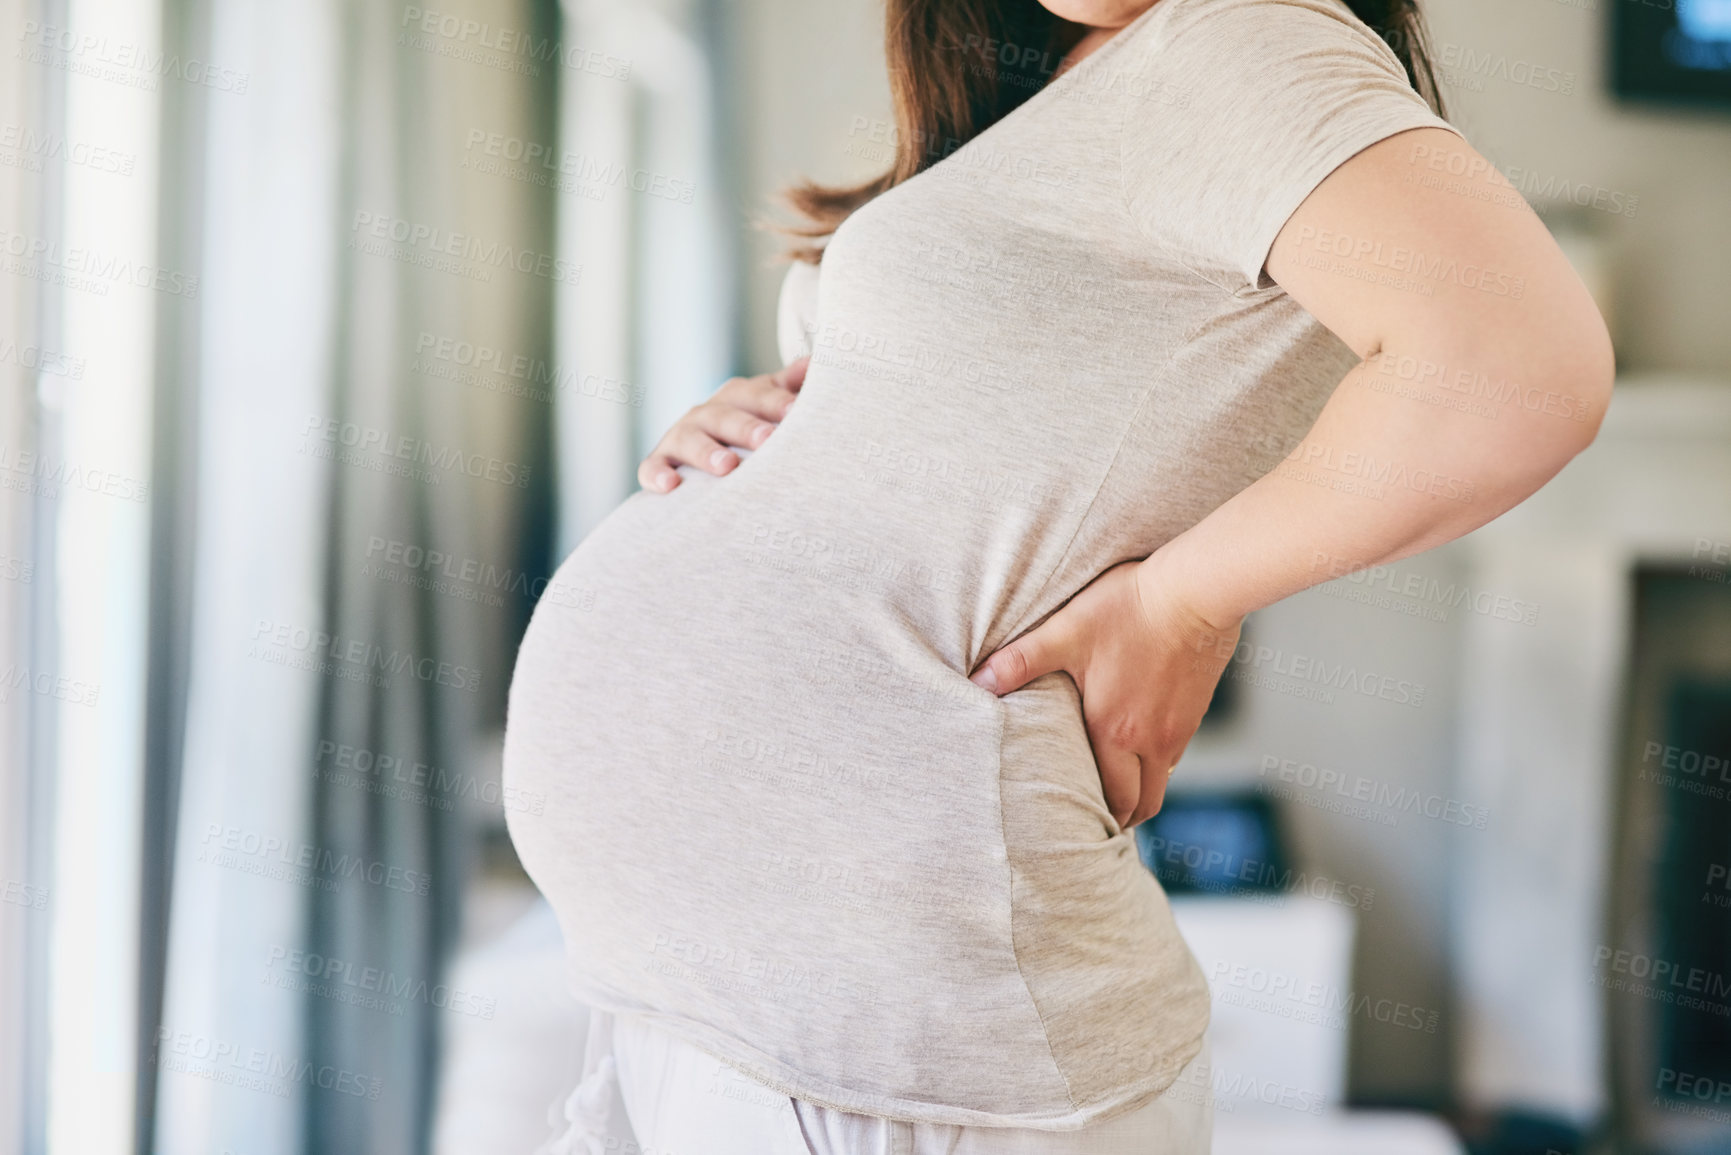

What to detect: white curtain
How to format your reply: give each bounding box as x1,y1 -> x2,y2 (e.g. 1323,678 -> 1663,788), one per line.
151,2 -> 340,1151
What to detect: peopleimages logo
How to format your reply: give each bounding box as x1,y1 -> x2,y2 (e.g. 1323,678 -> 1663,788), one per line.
1208,960 -> 1440,1033
0,227 -> 199,298
1311,550 -> 1541,627
462,130 -> 695,204
1592,945 -> 1731,1017
364,535 -> 554,605
300,415 -> 532,490
808,321 -> 1017,393
1372,353 -> 1593,425
1292,224 -> 1526,300
1435,41 -> 1577,96
349,211 -> 582,287
1277,442 -> 1476,504
1658,1066 -> 1731,1107
0,879 -> 48,910
0,123 -> 135,175
248,617 -> 483,694
1140,832 -> 1378,909
0,664 -> 100,707
1197,634 -> 1428,708
264,946 -> 497,1020
0,338 -> 84,379
17,21 -> 251,93
153,1027 -> 381,1100
315,737 -> 546,816
1258,754 -> 1489,830
414,331 -> 643,408
1642,738 -> 1731,784
645,931 -> 882,1007
398,7 -> 631,79
0,443 -> 148,502
199,823 -> 433,896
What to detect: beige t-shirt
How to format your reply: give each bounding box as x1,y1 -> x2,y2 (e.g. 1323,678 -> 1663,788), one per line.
504,0 -> 1458,1130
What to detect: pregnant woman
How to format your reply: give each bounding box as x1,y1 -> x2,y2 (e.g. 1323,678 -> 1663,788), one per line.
505,0 -> 1613,1150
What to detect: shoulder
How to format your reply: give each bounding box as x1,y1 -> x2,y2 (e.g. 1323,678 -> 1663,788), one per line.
1122,0 -> 1410,82
1115,0 -> 1455,289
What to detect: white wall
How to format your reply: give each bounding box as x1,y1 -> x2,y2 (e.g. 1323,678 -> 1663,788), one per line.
729,0 -> 890,374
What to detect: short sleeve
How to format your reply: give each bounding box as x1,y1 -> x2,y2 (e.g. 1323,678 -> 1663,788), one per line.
775,258 -> 821,364
1119,0 -> 1462,291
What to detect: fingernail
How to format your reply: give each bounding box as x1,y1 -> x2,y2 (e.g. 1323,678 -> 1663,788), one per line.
752,424 -> 772,446
710,449 -> 731,469
969,666 -> 997,693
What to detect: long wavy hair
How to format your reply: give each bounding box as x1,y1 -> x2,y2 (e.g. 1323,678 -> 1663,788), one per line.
778,0 -> 1445,262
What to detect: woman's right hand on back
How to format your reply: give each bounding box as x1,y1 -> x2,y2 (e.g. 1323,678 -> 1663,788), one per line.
637,356 -> 809,493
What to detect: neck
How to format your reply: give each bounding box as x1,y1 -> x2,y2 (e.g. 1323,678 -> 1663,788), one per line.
1055,20 -> 1130,76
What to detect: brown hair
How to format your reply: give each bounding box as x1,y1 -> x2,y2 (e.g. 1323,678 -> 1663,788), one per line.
778,0 -> 1445,262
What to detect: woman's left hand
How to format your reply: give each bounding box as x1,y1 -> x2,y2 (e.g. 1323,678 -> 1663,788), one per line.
967,554 -> 1241,830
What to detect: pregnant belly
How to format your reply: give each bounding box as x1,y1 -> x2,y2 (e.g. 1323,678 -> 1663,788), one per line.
499,483 -> 1174,1097
502,491 -> 1015,913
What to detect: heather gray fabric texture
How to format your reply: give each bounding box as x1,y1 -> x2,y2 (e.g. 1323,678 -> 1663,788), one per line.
504,0 -> 1460,1130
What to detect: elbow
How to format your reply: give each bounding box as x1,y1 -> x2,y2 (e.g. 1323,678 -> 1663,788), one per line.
1498,291 -> 1617,475
1436,300 -> 1616,507
1550,303 -> 1617,460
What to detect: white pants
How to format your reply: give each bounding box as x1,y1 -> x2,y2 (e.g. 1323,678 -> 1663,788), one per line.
537,1006 -> 1214,1155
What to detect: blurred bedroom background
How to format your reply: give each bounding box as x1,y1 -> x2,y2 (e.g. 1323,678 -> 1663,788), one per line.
0,0 -> 1727,1153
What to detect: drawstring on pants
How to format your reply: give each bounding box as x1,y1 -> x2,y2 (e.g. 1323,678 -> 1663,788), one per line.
535,1010 -> 636,1155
